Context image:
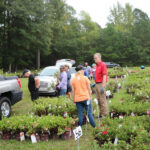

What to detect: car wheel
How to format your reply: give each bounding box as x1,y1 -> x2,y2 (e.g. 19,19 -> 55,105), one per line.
0,97 -> 11,118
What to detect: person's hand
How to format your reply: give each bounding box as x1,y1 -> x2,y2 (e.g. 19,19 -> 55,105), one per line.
100,87 -> 105,94
56,86 -> 61,91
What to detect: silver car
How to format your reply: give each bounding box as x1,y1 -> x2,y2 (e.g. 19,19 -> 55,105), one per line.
37,66 -> 59,96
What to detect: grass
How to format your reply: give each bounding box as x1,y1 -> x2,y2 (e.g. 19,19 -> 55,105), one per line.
0,78 -> 98,150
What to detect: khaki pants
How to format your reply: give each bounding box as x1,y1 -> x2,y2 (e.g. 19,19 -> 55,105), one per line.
95,83 -> 108,116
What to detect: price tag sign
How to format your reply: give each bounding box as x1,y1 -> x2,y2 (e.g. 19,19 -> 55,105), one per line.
73,126 -> 83,141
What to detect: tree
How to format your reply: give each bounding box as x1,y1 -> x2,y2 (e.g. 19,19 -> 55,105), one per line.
1,0 -> 51,71
132,8 -> 150,65
108,2 -> 134,33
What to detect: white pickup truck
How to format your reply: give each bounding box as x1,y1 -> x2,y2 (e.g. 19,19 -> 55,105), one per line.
0,75 -> 22,118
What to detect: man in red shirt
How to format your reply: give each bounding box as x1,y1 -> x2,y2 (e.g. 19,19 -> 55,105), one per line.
94,53 -> 108,117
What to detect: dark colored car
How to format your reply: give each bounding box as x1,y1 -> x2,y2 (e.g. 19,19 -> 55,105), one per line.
104,62 -> 120,68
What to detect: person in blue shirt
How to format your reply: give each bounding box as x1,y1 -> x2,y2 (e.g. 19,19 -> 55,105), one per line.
84,69 -> 89,78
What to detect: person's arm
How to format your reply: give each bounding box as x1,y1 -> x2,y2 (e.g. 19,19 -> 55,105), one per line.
102,64 -> 107,87
58,73 -> 66,89
86,78 -> 92,99
71,86 -> 75,103
71,80 -> 75,103
102,75 -> 106,87
35,78 -> 40,89
68,71 -> 71,80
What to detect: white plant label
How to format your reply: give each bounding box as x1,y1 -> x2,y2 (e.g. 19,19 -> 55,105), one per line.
114,137 -> 118,145
106,90 -> 111,97
73,126 -> 83,141
111,113 -> 113,117
119,115 -> 124,119
64,112 -> 68,118
70,130 -> 72,137
118,83 -> 121,88
119,124 -> 122,128
31,134 -> 37,143
131,112 -> 135,117
20,132 -> 25,141
94,98 -> 98,105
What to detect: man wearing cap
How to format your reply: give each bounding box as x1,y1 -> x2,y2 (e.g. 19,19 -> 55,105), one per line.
57,65 -> 67,96
22,69 -> 40,101
94,53 -> 108,117
71,65 -> 96,127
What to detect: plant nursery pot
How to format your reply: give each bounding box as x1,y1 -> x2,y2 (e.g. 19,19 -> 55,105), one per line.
74,121 -> 78,126
2,133 -> 11,140
51,133 -> 59,140
35,134 -> 40,142
25,134 -> 31,140
40,133 -> 49,141
15,134 -> 20,141
62,131 -> 71,140
106,95 -> 114,99
96,139 -> 105,147
113,89 -> 117,93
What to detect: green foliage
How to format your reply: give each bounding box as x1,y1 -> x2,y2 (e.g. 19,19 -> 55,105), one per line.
32,97 -> 77,118
0,115 -> 74,136
93,116 -> 150,148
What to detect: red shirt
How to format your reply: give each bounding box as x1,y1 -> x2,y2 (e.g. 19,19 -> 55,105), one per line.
95,61 -> 107,83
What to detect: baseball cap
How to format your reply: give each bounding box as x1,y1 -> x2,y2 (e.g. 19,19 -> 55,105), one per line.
75,65 -> 84,72
22,69 -> 30,77
60,65 -> 65,69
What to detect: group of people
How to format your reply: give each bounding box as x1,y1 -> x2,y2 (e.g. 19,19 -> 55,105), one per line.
23,52 -> 108,129
71,53 -> 108,128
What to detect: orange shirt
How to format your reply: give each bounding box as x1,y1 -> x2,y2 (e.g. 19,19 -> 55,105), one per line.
71,74 -> 90,102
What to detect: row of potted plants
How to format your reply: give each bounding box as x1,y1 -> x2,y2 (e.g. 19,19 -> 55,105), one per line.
109,101 -> 150,118
32,97 -> 77,118
94,68 -> 150,148
0,115 -> 75,141
93,116 -> 150,147
108,67 -> 126,78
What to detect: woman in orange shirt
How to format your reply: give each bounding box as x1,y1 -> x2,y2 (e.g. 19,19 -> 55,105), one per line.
71,65 -> 96,127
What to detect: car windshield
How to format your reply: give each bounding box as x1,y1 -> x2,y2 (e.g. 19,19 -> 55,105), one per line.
70,67 -> 76,74
39,68 -> 58,76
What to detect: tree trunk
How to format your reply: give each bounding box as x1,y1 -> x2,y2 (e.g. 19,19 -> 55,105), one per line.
8,64 -> 11,73
36,49 -> 40,70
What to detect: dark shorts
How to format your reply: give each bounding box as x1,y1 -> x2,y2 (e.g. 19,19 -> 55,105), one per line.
30,89 -> 39,101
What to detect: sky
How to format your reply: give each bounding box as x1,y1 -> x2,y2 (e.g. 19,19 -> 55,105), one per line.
66,0 -> 150,28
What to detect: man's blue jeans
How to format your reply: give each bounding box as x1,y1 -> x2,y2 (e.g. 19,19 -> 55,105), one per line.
59,89 -> 67,96
76,100 -> 96,127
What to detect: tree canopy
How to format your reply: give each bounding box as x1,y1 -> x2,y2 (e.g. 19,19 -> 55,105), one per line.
0,1 -> 150,71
